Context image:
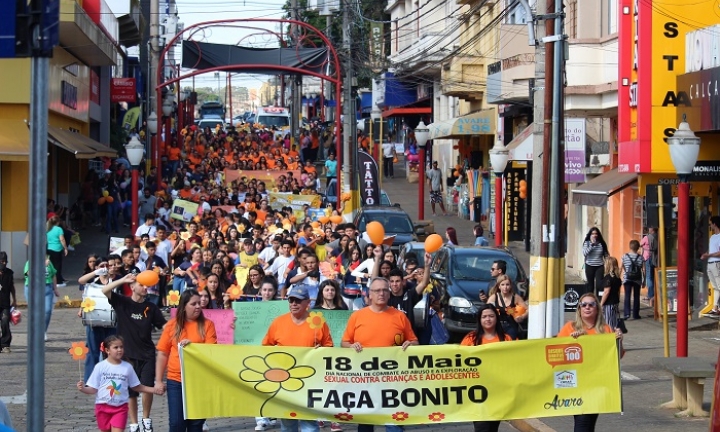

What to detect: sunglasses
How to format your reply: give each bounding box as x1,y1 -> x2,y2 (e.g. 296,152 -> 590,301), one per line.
580,301 -> 597,308
288,297 -> 305,304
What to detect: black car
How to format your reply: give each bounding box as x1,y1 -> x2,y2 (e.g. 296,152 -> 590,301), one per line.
428,245 -> 528,336
352,206 -> 423,253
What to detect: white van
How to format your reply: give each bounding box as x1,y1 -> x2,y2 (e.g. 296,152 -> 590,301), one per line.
256,106 -> 291,128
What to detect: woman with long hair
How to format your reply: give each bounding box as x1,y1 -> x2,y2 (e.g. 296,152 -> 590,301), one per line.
445,227 -> 459,246
46,215 -> 68,286
557,292 -> 623,432
155,289 -> 217,432
600,256 -> 622,329
313,279 -> 348,310
488,275 -> 528,340
460,303 -> 512,432
242,264 -> 265,297
582,227 -> 609,297
204,273 -> 225,309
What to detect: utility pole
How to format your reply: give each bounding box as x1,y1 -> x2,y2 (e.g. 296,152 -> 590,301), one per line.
529,0 -> 566,339
149,0 -> 159,115
290,0 -> 301,140
341,0 -> 354,195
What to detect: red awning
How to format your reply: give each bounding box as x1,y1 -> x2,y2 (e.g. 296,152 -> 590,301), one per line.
381,107 -> 431,118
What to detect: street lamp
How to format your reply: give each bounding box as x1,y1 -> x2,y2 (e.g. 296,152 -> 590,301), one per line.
415,120 -> 430,220
162,99 -> 173,117
666,114 -> 700,358
125,136 -> 144,235
489,138 -> 510,247
146,112 -> 159,193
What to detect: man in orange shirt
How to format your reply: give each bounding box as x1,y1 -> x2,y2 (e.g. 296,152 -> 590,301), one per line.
262,286 -> 332,432
342,277 -> 417,432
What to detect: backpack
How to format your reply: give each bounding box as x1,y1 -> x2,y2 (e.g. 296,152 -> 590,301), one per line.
625,254 -> 642,282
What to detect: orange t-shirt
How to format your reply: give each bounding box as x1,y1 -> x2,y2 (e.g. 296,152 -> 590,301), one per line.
157,318 -> 217,382
179,189 -> 193,199
262,312 -> 333,347
460,331 -> 513,346
168,147 -> 181,161
556,321 -> 612,337
342,307 -> 417,347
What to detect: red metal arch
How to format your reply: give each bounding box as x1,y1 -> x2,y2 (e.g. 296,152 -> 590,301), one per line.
156,18 -> 343,209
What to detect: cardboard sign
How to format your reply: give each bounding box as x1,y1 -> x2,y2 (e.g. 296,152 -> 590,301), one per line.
170,199 -> 199,221
170,308 -> 236,344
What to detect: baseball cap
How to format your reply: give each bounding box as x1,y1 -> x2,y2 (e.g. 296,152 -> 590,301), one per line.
287,285 -> 310,300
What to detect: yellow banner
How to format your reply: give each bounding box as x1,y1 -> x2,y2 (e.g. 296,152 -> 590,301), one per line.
268,192 -> 322,209
181,335 -> 622,424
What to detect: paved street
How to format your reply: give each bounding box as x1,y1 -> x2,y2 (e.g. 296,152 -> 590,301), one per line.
0,160 -> 717,431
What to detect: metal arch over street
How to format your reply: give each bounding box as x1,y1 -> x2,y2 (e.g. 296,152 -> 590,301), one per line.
155,18 -> 343,209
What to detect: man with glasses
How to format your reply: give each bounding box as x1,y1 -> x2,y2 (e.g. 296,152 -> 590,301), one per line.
342,277 -> 418,432
262,285 -> 332,432
480,260 -> 507,303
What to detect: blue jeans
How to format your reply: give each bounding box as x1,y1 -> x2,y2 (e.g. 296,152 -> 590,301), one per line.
84,325 -> 116,382
645,259 -> 655,299
358,426 -> 404,432
280,419 -> 319,432
167,379 -> 205,432
105,201 -> 119,233
24,284 -> 54,332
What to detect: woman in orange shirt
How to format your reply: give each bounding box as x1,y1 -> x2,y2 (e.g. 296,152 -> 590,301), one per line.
155,290 -> 217,432
557,292 -> 623,432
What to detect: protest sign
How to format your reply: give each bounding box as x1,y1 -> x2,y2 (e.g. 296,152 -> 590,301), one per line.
181,335 -> 622,424
268,192 -> 322,209
170,199 -> 199,221
224,169 -> 301,187
171,308 -> 235,344
231,302 -> 350,347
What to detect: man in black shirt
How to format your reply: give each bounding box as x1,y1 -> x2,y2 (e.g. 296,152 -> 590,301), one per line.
102,273 -> 166,432
0,252 -> 16,353
387,257 -> 431,342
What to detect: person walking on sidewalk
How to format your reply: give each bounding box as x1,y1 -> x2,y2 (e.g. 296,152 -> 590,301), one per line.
382,140 -> 395,179
0,252 -> 16,353
582,227 -> 608,297
24,256 -> 59,341
426,161 -> 448,216
640,227 -> 658,306
621,240 -> 644,320
46,215 -> 69,287
702,216 -> 720,314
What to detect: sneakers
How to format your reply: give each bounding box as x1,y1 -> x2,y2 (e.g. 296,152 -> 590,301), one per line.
202,421 -> 210,431
317,420 -> 326,428
255,420 -> 268,431
44,333 -> 47,342
142,418 -> 153,432
129,425 -> 139,432
56,282 -> 67,288
330,422 -> 342,431
0,347 -> 11,353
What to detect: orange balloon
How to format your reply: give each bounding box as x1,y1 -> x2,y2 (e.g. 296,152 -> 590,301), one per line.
136,270 -> 160,286
424,233 -> 443,253
330,215 -> 343,224
105,196 -> 114,203
311,221 -> 320,229
514,305 -> 527,317
453,170 -> 459,177
97,197 -> 105,205
366,221 -> 385,245
318,216 -> 330,224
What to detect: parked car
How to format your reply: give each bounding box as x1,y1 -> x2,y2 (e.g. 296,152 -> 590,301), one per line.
197,118 -> 225,133
397,241 -> 432,269
428,245 -> 528,336
352,206 -> 422,253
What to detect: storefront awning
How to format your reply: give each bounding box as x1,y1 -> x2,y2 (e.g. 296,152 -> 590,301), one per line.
429,109 -> 496,140
47,126 -> 117,158
507,123 -> 534,161
571,168 -> 638,207
47,126 -> 98,158
0,120 -> 30,161
381,107 -> 431,118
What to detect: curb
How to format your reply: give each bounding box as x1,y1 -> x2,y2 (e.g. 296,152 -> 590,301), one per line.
509,419 -> 556,432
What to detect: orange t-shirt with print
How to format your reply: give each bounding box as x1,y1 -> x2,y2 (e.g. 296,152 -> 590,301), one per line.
157,318 -> 217,382
557,321 -> 612,337
262,312 -> 333,347
460,331 -> 513,346
342,307 -> 417,347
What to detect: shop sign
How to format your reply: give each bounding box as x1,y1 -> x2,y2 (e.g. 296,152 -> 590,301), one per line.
564,118 -> 586,183
690,160 -> 720,181
505,166 -> 525,242
110,78 -> 136,103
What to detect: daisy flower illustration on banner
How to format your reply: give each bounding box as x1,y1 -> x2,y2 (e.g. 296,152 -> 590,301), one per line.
238,352 -> 316,416
334,413 -> 353,422
392,412 -> 409,422
167,290 -> 180,306
306,311 -> 325,329
428,412 -> 445,422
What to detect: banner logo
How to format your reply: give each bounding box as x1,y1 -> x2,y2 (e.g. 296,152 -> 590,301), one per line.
553,370 -> 578,389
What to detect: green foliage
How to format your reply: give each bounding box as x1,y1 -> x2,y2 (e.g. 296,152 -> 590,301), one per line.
110,121 -> 128,153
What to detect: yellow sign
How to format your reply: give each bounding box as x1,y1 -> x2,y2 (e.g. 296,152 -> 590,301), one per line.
181,335 -> 622,424
637,174 -> 712,197
268,192 -> 322,209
